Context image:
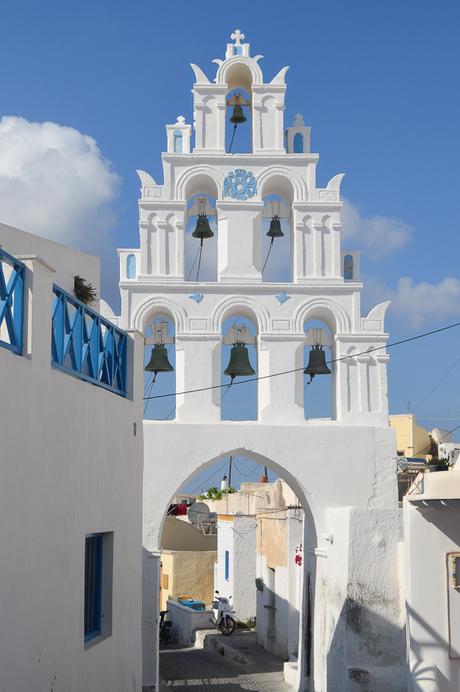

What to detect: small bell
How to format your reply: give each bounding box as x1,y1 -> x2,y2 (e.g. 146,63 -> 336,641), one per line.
230,104 -> 247,125
304,344 -> 332,381
224,342 -> 255,381
266,215 -> 284,239
192,214 -> 214,240
145,344 -> 174,377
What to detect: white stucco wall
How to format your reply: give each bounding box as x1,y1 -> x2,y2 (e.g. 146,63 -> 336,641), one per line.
0,246 -> 144,692
405,500 -> 460,691
216,515 -> 256,621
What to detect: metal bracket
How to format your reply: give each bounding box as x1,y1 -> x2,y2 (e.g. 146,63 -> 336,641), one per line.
223,325 -> 256,345
145,320 -> 175,346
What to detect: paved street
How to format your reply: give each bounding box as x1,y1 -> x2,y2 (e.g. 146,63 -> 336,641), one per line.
160,632 -> 293,692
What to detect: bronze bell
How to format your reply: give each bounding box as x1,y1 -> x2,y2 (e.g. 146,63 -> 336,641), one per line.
304,344 -> 332,380
230,104 -> 247,125
145,344 -> 174,375
224,342 -> 255,381
192,214 -> 214,240
266,215 -> 284,239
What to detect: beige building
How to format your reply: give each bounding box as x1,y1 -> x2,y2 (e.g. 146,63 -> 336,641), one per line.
159,516 -> 216,610
389,413 -> 431,458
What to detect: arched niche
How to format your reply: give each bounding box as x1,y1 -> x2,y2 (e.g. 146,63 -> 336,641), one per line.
173,129 -> 183,153
220,311 -> 258,421
343,254 -> 353,280
143,311 -> 176,421
293,132 -> 304,153
226,87 -> 252,153
259,173 -> 295,282
126,253 -> 136,279
180,172 -> 219,282
303,318 -> 335,420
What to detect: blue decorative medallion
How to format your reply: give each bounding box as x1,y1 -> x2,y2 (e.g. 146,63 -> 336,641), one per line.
188,292 -> 204,304
223,169 -> 257,200
275,292 -> 290,305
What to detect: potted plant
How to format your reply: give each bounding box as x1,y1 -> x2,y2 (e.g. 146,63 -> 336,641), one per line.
427,456 -> 450,473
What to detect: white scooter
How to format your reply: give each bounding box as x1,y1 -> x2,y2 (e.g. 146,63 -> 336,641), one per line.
212,590 -> 237,636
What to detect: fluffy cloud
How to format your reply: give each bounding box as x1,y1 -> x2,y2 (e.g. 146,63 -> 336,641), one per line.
0,116 -> 119,256
342,199 -> 414,258
392,276 -> 460,327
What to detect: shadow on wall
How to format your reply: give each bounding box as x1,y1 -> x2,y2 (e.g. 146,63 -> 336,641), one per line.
407,603 -> 460,692
327,596 -> 407,692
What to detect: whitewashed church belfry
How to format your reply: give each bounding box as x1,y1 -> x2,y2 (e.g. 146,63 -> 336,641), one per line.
119,29 -> 389,425
119,32 -> 403,692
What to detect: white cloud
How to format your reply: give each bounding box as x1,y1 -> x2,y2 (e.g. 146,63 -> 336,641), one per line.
392,276 -> 460,327
342,199 -> 414,258
0,116 -> 119,257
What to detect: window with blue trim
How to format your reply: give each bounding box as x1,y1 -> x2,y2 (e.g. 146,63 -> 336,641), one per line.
225,550 -> 230,581
85,534 -> 103,642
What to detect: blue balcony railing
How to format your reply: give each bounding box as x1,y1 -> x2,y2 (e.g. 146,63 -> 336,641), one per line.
51,285 -> 127,397
0,248 -> 25,355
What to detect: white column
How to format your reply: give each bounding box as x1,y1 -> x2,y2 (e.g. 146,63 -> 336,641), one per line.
331,223 -> 342,278
258,335 -> 305,423
217,201 -> 263,282
175,335 -> 221,422
140,221 -> 150,275
156,221 -> 167,275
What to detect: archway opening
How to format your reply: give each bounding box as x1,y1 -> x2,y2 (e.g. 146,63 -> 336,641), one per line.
226,86 -> 252,153
259,174 -> 294,282
143,314 -> 176,420
220,313 -> 257,420
153,451 -> 315,690
185,192 -> 217,282
303,318 -> 335,420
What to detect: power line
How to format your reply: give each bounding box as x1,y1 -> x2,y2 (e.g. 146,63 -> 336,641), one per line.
410,354 -> 460,413
412,423 -> 460,458
185,457 -> 230,497
144,319 -> 460,402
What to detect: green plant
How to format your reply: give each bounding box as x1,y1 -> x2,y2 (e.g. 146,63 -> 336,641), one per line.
74,275 -> 97,305
196,486 -> 237,501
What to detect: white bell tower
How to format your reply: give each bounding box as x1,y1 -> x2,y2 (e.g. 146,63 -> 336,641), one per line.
118,30 -> 404,692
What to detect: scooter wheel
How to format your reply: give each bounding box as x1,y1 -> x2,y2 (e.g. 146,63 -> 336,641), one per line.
219,616 -> 235,636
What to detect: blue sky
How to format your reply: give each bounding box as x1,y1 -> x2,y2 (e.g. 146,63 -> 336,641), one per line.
1,1 -> 460,488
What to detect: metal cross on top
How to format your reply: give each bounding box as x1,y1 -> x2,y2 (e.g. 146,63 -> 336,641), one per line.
231,29 -> 245,45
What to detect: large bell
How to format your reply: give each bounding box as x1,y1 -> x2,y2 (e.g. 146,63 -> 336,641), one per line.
266,215 -> 284,239
224,343 -> 255,381
304,344 -> 332,380
145,344 -> 174,375
192,214 -> 214,240
230,104 -> 247,125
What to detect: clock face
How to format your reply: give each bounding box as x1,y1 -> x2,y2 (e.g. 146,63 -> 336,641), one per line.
223,169 -> 257,200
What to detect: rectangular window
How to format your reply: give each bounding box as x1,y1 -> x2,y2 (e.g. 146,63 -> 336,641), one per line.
84,532 -> 113,644
225,550 -> 230,581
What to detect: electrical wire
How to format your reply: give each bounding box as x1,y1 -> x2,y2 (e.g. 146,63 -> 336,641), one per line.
185,458 -> 230,497
410,354 -> 460,413
144,319 -> 460,402
187,244 -> 201,282
195,240 -> 203,282
412,423 -> 460,458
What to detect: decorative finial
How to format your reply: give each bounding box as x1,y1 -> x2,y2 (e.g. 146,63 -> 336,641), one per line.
294,113 -> 305,127
231,29 -> 245,45
176,115 -> 186,124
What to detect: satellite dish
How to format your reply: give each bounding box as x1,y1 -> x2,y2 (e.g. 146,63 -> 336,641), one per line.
188,502 -> 210,525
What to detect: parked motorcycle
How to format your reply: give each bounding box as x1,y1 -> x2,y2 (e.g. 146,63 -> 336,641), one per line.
211,590 -> 236,636
159,610 -> 172,644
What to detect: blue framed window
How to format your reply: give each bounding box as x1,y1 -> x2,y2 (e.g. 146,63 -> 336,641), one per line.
225,550 -> 230,581
84,534 -> 103,642
293,132 -> 304,153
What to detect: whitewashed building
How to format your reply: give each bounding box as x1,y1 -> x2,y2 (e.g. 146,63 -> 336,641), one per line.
0,223 -> 144,692
118,31 -> 405,692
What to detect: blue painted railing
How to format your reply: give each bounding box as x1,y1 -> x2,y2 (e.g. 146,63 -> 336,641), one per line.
0,248 -> 25,355
51,285 -> 127,397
